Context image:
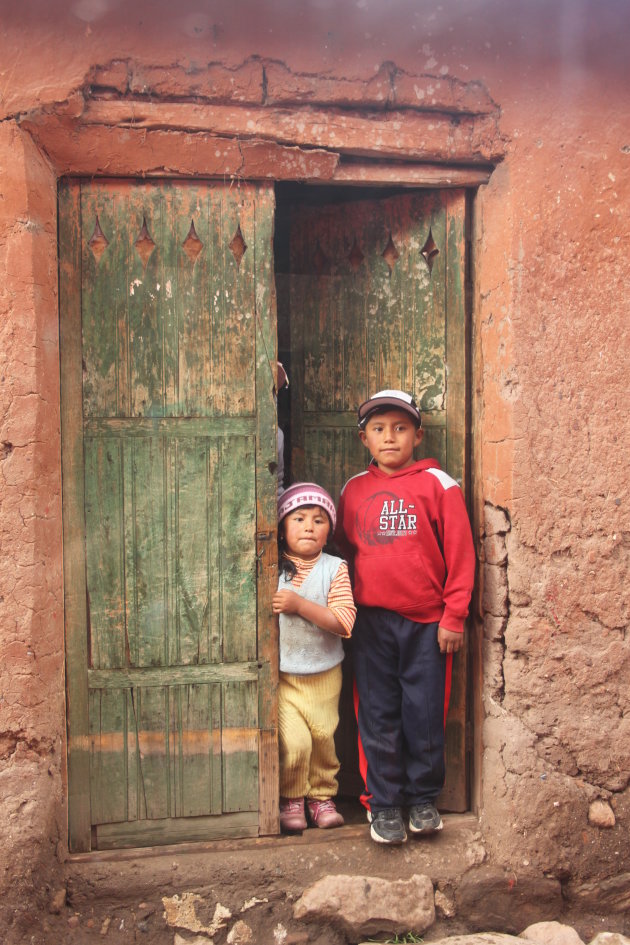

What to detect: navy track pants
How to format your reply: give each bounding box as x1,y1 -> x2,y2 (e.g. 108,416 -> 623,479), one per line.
352,607 -> 450,812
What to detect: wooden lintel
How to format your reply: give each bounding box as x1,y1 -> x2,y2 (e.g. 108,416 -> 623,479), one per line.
331,161 -> 492,188
80,99 -> 505,164
23,103 -> 500,183
21,117 -> 340,181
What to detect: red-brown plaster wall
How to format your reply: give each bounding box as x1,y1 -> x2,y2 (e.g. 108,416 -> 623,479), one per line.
475,70 -> 630,875
1,0 -> 629,920
0,118 -> 65,910
1,0 -> 627,116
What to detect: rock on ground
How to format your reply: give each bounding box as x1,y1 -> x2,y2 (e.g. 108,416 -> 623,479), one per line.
294,872 -> 435,938
388,934 -> 535,945
589,936 -> 630,945
520,921 -> 585,945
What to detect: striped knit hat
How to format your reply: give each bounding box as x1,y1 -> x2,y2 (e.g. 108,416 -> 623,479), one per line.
277,482 -> 336,530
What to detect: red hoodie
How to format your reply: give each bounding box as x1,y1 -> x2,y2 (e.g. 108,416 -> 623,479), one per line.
334,459 -> 475,633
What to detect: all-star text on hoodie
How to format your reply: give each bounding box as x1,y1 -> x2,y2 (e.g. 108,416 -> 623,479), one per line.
334,458 -> 475,633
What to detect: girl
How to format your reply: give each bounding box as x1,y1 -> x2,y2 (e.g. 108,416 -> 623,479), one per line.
273,483 -> 356,830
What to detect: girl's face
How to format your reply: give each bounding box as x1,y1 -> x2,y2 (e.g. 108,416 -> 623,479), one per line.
282,506 -> 330,560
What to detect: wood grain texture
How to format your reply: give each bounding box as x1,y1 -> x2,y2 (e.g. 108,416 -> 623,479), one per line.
62,180 -> 278,848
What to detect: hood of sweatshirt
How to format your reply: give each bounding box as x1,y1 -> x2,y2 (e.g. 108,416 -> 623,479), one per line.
366,457 -> 442,480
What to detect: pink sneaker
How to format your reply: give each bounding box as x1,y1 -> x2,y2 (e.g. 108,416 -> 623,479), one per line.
307,798 -> 344,829
280,796 -> 307,832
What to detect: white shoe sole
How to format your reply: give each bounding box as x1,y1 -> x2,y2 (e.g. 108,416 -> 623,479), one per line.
409,817 -> 443,834
369,812 -> 408,844
370,823 -> 407,843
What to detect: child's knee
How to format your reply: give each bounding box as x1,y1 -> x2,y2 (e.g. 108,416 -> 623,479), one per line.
280,727 -> 312,763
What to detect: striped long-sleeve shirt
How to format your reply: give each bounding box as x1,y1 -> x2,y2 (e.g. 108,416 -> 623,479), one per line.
284,552 -> 356,637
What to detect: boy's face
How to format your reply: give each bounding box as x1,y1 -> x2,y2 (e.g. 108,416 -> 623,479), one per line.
359,409 -> 423,475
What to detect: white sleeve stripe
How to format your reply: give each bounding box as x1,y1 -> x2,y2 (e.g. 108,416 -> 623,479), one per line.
339,470 -> 370,495
426,467 -> 459,491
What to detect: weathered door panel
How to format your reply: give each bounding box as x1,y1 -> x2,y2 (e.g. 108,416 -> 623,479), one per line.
60,180 -> 278,851
289,190 -> 468,810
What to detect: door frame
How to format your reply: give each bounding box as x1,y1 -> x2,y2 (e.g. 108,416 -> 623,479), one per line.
60,176 -> 477,852
59,175 -> 479,850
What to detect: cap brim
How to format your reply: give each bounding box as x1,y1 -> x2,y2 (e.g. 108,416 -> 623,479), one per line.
358,396 -> 421,426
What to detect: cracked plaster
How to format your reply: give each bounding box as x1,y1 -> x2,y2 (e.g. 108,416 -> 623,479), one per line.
1,1 -> 630,937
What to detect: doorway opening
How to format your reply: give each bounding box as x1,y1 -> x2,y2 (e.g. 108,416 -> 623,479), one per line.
273,181 -> 471,818
59,176 -> 471,851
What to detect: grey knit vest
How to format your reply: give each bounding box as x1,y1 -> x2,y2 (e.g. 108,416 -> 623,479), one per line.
278,553 -> 345,675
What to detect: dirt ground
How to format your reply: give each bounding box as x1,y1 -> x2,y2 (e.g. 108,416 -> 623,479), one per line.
7,806 -> 487,945
6,803 -> 627,945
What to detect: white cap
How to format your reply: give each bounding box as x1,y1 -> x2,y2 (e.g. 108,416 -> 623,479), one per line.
357,389 -> 422,428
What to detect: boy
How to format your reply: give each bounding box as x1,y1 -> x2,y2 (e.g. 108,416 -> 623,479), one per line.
334,389 -> 475,844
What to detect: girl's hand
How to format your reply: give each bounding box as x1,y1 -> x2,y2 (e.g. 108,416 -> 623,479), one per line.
272,589 -> 301,615
272,589 -> 347,636
438,626 -> 464,654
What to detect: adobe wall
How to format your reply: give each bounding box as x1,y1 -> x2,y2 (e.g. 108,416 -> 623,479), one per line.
0,118 -> 66,915
1,0 -> 628,931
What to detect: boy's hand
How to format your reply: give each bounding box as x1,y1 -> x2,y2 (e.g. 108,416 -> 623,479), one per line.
438,626 -> 464,654
272,589 -> 301,615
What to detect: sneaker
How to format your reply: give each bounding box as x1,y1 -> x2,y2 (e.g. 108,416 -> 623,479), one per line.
307,798 -> 344,828
279,797 -> 307,832
408,802 -> 443,834
370,808 -> 407,844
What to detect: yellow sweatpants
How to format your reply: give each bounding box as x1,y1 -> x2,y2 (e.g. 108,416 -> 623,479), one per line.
278,664 -> 342,800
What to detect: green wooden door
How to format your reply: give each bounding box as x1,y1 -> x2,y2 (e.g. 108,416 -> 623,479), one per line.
288,189 -> 469,810
59,180 -> 278,851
